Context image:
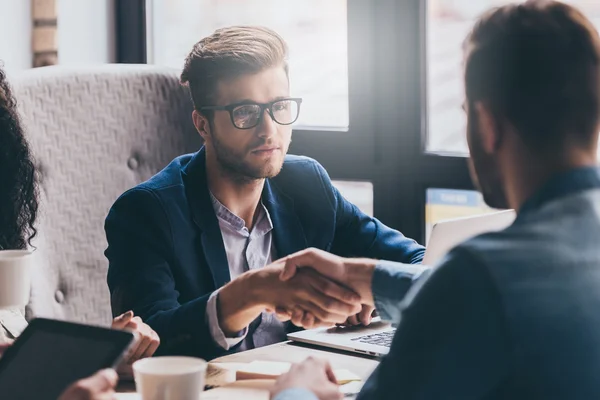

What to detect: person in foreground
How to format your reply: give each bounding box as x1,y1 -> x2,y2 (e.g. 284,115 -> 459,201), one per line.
272,1 -> 600,399
0,65 -> 159,399
105,26 -> 425,360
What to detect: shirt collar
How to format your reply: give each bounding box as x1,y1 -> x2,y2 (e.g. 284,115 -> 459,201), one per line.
209,191 -> 274,234
519,166 -> 600,215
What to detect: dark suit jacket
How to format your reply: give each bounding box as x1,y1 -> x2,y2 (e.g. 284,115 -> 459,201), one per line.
355,167 -> 600,400
105,148 -> 424,360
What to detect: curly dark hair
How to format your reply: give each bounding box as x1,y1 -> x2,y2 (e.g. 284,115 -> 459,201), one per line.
0,66 -> 38,250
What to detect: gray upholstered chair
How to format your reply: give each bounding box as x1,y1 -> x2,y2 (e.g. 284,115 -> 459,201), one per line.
11,65 -> 201,326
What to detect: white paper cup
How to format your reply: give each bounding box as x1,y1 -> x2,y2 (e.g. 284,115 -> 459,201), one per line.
0,250 -> 33,308
133,356 -> 207,400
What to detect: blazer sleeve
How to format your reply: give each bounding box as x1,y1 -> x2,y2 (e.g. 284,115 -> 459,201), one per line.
104,188 -> 238,360
312,162 -> 425,264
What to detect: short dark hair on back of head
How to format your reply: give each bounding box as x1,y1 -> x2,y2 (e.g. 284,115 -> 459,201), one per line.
180,26 -> 289,112
464,0 -> 600,151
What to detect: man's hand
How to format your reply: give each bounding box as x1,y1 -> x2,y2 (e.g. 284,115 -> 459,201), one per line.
271,357 -> 342,400
277,304 -> 376,330
261,268 -> 361,327
340,305 -> 376,327
217,262 -> 362,334
58,369 -> 118,400
280,248 -> 377,306
111,311 -> 160,378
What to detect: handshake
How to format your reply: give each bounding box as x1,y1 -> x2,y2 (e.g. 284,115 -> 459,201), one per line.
262,248 -> 378,329
217,248 -> 380,335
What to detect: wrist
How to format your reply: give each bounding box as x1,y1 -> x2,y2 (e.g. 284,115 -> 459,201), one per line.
244,268 -> 276,308
217,273 -> 265,335
345,259 -> 376,306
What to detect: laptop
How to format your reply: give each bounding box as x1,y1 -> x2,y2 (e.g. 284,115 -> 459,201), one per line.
422,209 -> 516,265
287,209 -> 516,357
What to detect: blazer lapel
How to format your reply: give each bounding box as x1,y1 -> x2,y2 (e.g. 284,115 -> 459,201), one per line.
182,148 -> 231,288
263,179 -> 308,259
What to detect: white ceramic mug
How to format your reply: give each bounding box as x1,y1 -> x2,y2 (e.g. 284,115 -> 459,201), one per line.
0,250 -> 33,308
133,356 -> 207,400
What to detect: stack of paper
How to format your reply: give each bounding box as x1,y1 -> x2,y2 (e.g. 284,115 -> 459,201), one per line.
232,360 -> 361,384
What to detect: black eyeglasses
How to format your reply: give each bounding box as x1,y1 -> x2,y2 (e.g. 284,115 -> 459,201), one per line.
200,98 -> 303,130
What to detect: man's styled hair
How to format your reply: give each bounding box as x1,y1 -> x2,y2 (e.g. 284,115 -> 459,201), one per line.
181,26 -> 289,112
0,65 -> 38,250
464,0 -> 600,151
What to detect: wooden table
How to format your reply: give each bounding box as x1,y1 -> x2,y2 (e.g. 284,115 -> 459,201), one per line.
116,341 -> 379,398
211,341 -> 379,380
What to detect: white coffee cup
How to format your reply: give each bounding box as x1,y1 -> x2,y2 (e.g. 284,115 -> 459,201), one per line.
133,356 -> 207,400
0,250 -> 33,308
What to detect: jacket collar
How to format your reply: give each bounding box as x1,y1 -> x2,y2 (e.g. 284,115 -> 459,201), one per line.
519,166 -> 600,216
182,148 -> 307,288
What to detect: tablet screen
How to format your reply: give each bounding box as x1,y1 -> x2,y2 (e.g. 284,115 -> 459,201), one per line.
0,318 -> 134,400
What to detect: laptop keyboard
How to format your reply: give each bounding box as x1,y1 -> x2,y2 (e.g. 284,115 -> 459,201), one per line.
351,330 -> 396,347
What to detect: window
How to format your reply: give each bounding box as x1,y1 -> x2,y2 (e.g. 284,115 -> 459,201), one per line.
426,0 -> 600,155
119,0 -> 600,244
117,0 -> 478,243
333,181 -> 374,217
147,0 -> 349,130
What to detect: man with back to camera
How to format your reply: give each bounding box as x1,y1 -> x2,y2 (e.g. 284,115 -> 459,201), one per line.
269,1 -> 600,399
105,26 -> 426,360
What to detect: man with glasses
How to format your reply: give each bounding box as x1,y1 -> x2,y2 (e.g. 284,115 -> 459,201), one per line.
270,1 -> 600,399
104,26 -> 425,360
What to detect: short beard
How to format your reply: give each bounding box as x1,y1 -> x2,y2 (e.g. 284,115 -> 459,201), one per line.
468,107 -> 509,210
210,130 -> 286,185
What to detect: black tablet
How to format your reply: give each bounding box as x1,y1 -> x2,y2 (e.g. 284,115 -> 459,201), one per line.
0,317 -> 135,400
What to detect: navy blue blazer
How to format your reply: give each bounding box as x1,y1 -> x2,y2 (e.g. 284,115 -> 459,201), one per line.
105,148 -> 424,360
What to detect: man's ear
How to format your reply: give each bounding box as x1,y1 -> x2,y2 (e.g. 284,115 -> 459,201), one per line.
192,110 -> 211,141
474,101 -> 502,154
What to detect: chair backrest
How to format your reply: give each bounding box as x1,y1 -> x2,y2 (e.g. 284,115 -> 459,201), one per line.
11,64 -> 201,325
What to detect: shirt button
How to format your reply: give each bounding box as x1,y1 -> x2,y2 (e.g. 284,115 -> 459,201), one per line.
55,290 -> 65,304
